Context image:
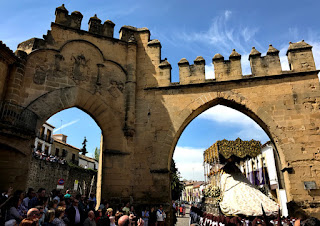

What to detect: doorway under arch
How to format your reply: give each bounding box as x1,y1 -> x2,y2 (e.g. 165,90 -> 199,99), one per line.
28,107 -> 102,198
171,100 -> 288,211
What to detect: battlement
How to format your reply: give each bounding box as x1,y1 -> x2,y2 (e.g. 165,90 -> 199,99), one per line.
15,5 -> 319,89
152,40 -> 317,87
178,56 -> 206,84
55,4 -> 115,38
54,4 -> 153,43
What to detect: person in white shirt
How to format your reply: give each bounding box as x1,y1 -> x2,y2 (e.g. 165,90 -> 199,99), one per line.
156,205 -> 166,226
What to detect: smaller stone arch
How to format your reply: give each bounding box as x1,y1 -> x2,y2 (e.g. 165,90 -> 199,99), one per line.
25,86 -> 124,143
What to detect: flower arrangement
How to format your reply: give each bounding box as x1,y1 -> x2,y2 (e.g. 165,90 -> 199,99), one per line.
208,168 -> 223,176
204,185 -> 221,198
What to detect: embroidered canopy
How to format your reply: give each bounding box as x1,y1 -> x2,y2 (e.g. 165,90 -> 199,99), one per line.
204,138 -> 261,164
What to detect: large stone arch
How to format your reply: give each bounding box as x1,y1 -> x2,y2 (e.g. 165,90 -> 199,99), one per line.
167,93 -> 287,170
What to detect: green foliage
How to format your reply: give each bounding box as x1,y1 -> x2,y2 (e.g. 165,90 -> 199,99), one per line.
94,147 -> 100,161
203,184 -> 222,204
81,137 -> 88,155
170,159 -> 184,200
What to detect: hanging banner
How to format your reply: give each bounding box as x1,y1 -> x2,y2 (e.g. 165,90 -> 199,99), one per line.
74,180 -> 79,191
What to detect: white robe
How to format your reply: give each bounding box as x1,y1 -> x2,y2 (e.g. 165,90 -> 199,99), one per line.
219,166 -> 279,216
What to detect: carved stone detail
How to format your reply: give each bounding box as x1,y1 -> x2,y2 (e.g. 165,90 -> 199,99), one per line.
54,54 -> 64,77
33,65 -> 47,84
71,54 -> 89,82
96,63 -> 104,86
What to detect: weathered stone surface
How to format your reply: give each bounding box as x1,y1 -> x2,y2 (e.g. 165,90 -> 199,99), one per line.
0,5 -> 320,221
26,157 -> 97,194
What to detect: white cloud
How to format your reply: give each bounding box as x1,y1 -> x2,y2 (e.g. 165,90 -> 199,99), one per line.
241,27 -> 259,42
173,146 -> 206,181
177,10 -> 259,55
199,105 -> 269,142
199,105 -> 259,128
279,46 -> 290,71
241,53 -> 251,75
53,119 -> 80,133
205,63 -> 215,79
224,10 -> 232,20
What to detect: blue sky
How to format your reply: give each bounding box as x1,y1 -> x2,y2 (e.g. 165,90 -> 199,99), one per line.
1,0 -> 320,180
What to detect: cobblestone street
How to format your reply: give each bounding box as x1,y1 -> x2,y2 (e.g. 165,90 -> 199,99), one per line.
176,205 -> 190,226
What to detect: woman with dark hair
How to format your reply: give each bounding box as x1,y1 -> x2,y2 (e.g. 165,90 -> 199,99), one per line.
14,190 -> 27,218
5,196 -> 23,223
52,206 -> 66,226
148,207 -> 157,226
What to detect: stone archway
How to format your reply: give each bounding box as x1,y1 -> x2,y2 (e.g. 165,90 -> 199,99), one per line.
168,96 -> 287,169
23,86 -> 133,201
167,96 -> 289,204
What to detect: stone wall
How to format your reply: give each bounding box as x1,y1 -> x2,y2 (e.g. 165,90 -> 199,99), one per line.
26,157 -> 97,194
1,4 -> 320,223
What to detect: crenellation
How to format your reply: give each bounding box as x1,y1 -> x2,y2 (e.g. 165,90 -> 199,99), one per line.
158,59 -> 171,86
191,56 -> 206,83
287,40 -> 316,72
70,11 -> 83,29
47,5 -> 320,89
54,5 -> 119,39
55,4 -> 69,25
102,20 -> 115,38
119,26 -> 150,44
147,39 -> 161,65
178,58 -> 190,84
88,14 -> 102,34
178,56 -> 206,85
212,49 -> 242,81
55,5 -> 83,30
249,45 -> 282,77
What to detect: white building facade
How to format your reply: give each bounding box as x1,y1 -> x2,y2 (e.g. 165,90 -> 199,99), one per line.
79,154 -> 98,170
239,141 -> 288,217
34,122 -> 54,154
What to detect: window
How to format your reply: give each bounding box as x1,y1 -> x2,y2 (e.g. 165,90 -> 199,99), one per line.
62,149 -> 68,158
44,146 -> 49,155
37,142 -> 42,151
46,130 -> 52,142
39,126 -> 45,140
72,154 -> 75,162
55,148 -> 59,156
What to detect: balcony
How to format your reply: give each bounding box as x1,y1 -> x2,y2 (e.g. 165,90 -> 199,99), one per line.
0,101 -> 38,133
36,132 -> 54,143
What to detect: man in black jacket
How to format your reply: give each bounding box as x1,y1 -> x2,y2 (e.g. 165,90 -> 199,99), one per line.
66,198 -> 84,225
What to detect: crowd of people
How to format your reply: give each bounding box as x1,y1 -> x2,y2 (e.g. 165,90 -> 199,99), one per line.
0,187 -> 169,226
2,186 -> 319,226
33,150 -> 66,164
172,201 -> 186,218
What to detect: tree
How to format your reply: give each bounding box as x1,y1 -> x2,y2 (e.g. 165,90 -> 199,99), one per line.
170,159 -> 184,200
94,147 -> 100,161
81,137 -> 88,155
